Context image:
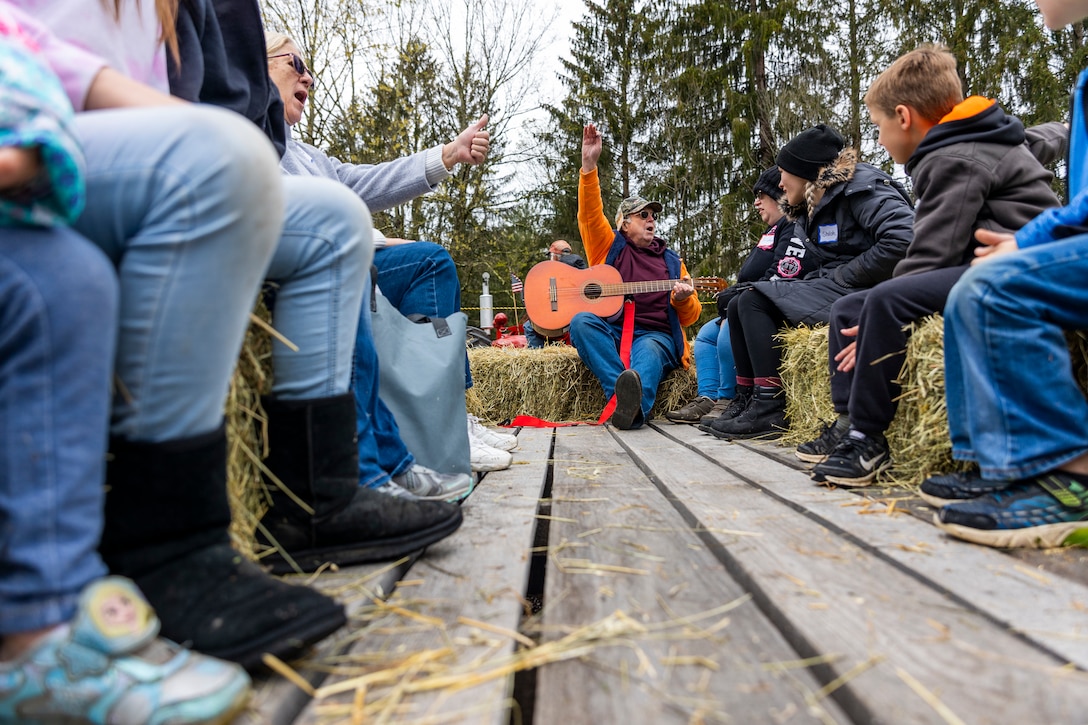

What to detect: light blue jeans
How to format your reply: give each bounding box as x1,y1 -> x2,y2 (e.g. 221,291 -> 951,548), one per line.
72,106 -> 283,442
0,227 -> 118,634
693,318 -> 736,399
266,177 -> 371,399
944,235 -> 1088,479
568,312 -> 679,425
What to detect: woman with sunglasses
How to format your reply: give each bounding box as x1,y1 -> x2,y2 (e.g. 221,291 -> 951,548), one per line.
264,31 -> 518,479
572,123 -> 701,430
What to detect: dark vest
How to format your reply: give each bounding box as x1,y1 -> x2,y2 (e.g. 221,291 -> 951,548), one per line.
603,231 -> 687,361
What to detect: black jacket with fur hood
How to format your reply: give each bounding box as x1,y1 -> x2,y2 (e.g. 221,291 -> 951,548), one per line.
778,149 -> 914,290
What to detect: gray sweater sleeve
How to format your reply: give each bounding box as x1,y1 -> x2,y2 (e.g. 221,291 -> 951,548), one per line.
280,137 -> 449,212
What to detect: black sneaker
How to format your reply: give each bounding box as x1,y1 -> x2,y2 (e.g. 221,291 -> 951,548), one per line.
918,470 -> 1013,507
611,369 -> 643,430
811,430 -> 890,487
796,416 -> 850,464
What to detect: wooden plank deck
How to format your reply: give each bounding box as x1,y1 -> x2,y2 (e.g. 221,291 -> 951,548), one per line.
237,422 -> 1088,724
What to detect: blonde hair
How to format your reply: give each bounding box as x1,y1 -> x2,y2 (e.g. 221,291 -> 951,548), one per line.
265,31 -> 294,57
865,44 -> 963,124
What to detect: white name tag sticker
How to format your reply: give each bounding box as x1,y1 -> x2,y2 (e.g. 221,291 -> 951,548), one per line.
818,224 -> 839,244
757,232 -> 776,250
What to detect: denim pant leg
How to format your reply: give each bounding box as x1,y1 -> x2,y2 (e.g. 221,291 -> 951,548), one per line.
945,239 -> 1088,479
693,319 -> 721,398
0,228 -> 117,633
714,319 -> 737,399
353,286 -> 413,489
265,177 -> 371,399
72,107 -> 282,441
569,312 -> 624,399
629,330 -> 679,417
373,242 -> 471,388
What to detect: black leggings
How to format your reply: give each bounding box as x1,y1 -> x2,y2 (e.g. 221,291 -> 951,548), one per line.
728,289 -> 786,379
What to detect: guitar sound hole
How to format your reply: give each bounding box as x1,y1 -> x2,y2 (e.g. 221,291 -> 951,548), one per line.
584,283 -> 602,300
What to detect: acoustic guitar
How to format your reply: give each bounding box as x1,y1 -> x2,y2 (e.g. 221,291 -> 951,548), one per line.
522,260 -> 727,336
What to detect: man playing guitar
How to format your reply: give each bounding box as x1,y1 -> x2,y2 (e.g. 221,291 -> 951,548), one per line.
570,123 -> 701,429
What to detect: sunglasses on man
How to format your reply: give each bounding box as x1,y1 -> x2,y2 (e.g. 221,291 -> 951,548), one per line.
269,52 -> 316,87
633,209 -> 657,221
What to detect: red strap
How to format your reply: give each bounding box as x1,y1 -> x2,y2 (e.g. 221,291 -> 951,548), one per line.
505,300 -> 638,430
595,300 -> 636,424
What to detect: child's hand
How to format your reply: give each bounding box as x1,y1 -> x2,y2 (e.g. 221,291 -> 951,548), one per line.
834,325 -> 859,372
972,228 -> 1019,264
0,146 -> 43,196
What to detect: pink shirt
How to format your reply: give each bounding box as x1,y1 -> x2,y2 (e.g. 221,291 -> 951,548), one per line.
2,0 -> 166,110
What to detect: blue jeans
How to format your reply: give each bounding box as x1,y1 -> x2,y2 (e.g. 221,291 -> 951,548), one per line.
693,318 -> 736,399
568,312 -> 679,424
0,227 -> 118,634
266,177 -> 371,398
354,284 -> 414,488
72,106 -> 282,442
373,241 -> 469,387
944,235 -> 1088,479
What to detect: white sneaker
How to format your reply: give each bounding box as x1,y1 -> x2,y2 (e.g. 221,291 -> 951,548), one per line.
471,441 -> 513,472
467,414 -> 518,451
391,464 -> 474,502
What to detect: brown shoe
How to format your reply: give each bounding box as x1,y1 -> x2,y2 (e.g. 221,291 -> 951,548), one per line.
665,395 -> 716,423
698,398 -> 734,426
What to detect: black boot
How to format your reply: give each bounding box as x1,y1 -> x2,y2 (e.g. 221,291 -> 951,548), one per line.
697,385 -> 752,434
258,394 -> 463,574
704,385 -> 787,440
99,424 -> 346,671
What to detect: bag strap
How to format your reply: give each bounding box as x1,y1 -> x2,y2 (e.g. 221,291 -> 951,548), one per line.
508,299 -> 636,429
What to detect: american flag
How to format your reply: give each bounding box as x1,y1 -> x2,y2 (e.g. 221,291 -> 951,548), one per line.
510,273 -> 524,294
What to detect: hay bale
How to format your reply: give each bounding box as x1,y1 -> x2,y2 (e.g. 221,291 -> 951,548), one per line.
778,325 -> 834,445
225,307 -> 274,560
467,346 -> 696,424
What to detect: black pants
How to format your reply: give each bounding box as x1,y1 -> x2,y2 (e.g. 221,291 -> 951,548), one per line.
728,277 -> 852,379
829,266 -> 967,435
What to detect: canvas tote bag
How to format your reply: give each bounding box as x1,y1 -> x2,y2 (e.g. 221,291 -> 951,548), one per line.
371,290 -> 471,475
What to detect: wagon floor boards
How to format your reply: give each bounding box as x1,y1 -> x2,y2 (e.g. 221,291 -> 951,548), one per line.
244,423 -> 1088,724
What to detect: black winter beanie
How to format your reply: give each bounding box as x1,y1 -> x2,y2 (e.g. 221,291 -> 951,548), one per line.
776,124 -> 845,181
752,166 -> 784,200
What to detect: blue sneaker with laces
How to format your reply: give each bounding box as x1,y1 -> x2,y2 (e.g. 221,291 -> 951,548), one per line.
0,577 -> 250,724
936,471 -> 1088,548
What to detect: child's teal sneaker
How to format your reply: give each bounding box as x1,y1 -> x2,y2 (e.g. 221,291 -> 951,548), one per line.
0,576 -> 250,724
936,471 -> 1088,548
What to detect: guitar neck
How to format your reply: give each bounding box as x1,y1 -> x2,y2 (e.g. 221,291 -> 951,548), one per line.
599,279 -> 686,297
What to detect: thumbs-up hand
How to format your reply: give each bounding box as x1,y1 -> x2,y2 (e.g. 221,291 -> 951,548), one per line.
443,114 -> 490,169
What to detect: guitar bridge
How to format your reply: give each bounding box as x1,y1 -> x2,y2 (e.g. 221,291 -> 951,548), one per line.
549,278 -> 557,312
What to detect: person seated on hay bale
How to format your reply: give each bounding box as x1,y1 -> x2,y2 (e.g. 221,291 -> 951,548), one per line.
265,31 -> 517,476
168,1 -> 466,579
0,18 -> 252,717
666,167 -> 788,425
802,45 -> 1065,488
926,0 -> 1088,549
572,123 -> 701,430
701,124 -> 915,440
525,240 -> 586,348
